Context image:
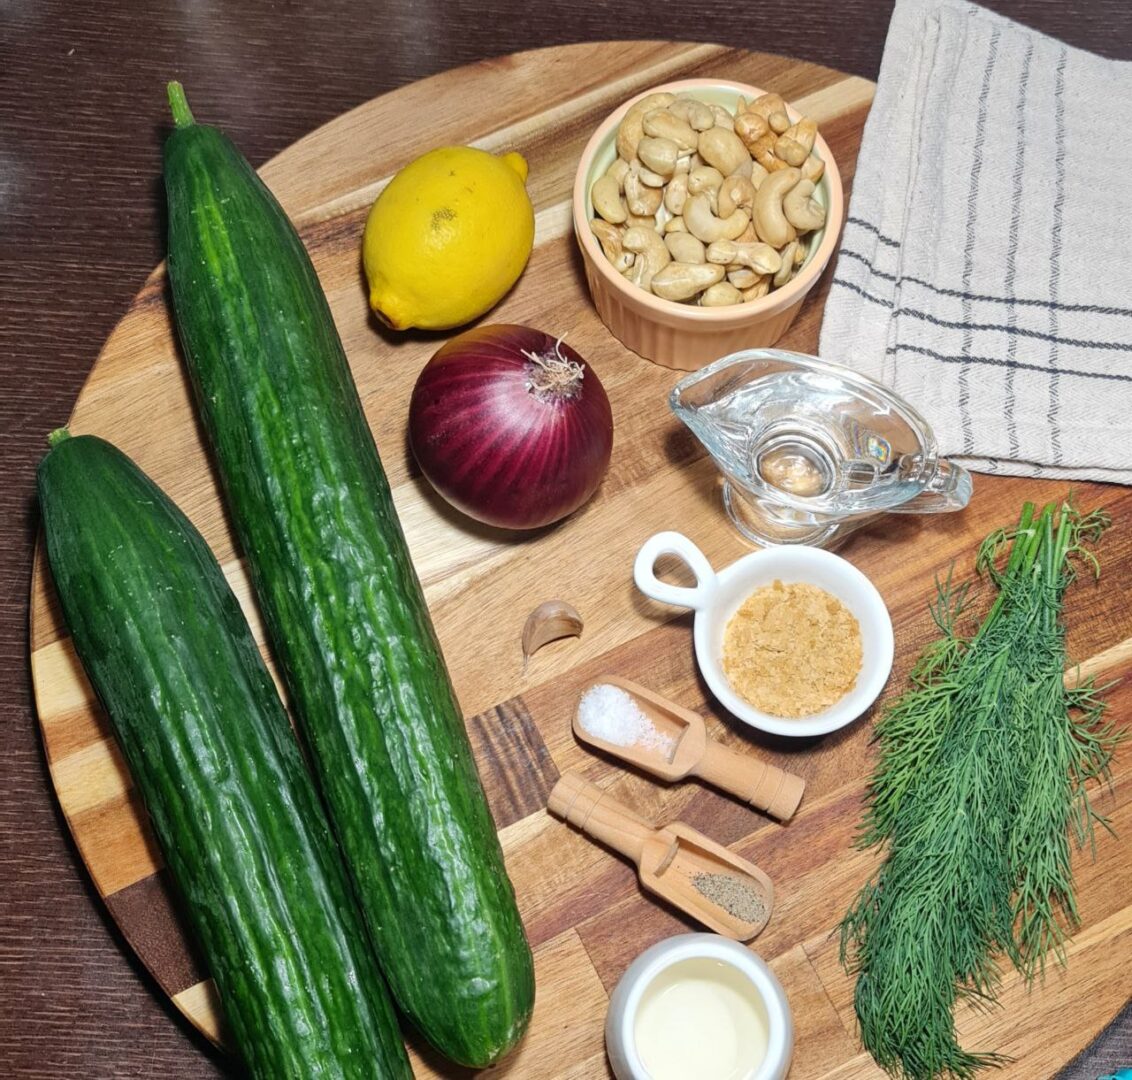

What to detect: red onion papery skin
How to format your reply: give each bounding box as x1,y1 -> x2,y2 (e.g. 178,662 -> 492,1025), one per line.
408,324 -> 614,530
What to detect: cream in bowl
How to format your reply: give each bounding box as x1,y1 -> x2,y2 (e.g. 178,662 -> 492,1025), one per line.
633,531 -> 893,738
606,934 -> 793,1080
572,79 -> 844,370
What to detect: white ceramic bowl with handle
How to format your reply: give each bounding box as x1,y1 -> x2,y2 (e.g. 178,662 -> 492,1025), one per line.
605,933 -> 793,1080
633,531 -> 893,738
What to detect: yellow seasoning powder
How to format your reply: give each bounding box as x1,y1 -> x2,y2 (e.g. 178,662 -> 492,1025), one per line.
722,580 -> 862,717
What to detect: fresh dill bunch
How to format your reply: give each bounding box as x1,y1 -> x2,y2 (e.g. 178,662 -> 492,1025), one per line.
841,500 -> 1121,1080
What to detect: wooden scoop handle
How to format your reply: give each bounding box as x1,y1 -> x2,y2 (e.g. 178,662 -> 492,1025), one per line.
696,741 -> 805,822
547,771 -> 657,865
1065,634 -> 1132,688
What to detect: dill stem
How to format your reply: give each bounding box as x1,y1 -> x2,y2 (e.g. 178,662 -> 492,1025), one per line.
979,501 -> 1047,638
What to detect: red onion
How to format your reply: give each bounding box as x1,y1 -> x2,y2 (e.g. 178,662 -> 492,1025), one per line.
408,324 -> 614,530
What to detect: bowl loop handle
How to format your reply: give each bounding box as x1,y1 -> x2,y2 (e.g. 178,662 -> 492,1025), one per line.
633,532 -> 717,612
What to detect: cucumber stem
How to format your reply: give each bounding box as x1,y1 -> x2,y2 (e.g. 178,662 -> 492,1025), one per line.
167,81 -> 195,128
47,427 -> 71,449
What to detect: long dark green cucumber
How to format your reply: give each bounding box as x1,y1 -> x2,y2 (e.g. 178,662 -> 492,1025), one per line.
162,83 -> 535,1066
38,432 -> 411,1079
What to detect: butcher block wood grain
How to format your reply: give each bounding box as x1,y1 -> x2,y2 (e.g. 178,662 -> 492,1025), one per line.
28,40 -> 1132,1078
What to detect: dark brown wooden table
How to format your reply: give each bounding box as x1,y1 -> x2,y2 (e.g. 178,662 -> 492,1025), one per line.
4,3 -> 1131,1076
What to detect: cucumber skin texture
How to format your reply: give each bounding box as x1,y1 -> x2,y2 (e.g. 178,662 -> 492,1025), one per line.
38,435 -> 411,1080
164,122 -> 535,1066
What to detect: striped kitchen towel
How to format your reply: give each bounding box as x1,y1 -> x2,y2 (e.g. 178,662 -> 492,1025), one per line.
818,0 -> 1132,482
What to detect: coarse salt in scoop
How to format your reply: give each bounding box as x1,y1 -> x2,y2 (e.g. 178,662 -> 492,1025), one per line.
577,683 -> 677,759
572,676 -> 805,822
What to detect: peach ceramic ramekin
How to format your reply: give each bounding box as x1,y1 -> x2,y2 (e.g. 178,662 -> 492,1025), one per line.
573,78 -> 844,371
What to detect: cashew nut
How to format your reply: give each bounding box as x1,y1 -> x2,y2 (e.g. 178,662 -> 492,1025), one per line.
638,136 -> 680,177
684,193 -> 750,244
795,240 -> 808,265
697,127 -> 751,180
701,281 -> 744,306
752,167 -> 800,248
591,220 -> 634,273
592,175 -> 627,223
622,225 -> 672,290
664,231 -> 706,264
617,92 -> 676,161
627,211 -> 659,228
717,174 -> 756,219
774,241 -> 799,287
782,178 -> 826,232
734,220 -> 759,244
664,169 -> 689,215
687,165 -> 724,195
650,261 -> 725,301
734,110 -> 769,150
801,154 -> 825,184
669,97 -> 715,131
746,93 -> 791,134
706,239 -> 782,276
774,136 -> 808,168
775,119 -> 817,166
664,215 -> 687,234
729,158 -> 754,181
605,156 -> 630,188
749,160 -> 770,190
624,164 -> 662,217
637,164 -> 668,188
742,275 -> 772,301
750,130 -> 791,173
642,108 -> 699,151
727,267 -> 760,289
708,103 -> 735,131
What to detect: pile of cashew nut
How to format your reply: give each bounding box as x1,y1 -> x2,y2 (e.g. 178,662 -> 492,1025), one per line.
589,91 -> 828,306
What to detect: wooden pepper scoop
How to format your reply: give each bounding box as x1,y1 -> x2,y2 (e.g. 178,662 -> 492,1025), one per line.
573,677 -> 805,822
547,770 -> 773,941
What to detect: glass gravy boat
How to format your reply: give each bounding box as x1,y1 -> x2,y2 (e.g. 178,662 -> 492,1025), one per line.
671,350 -> 973,548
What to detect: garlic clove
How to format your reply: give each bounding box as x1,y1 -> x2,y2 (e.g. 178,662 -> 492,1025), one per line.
522,600 -> 583,669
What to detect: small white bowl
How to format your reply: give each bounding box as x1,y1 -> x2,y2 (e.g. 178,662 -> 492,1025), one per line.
605,933 -> 793,1080
633,531 -> 893,738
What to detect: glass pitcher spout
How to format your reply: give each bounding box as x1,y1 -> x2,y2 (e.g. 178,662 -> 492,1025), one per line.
889,457 -> 974,514
671,350 -> 974,547
673,395 -> 753,487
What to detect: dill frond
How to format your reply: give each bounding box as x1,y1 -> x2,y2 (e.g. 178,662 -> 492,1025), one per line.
841,500 -> 1121,1079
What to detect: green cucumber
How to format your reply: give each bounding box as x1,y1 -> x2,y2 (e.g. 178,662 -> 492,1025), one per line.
162,83 -> 535,1066
38,431 -> 411,1079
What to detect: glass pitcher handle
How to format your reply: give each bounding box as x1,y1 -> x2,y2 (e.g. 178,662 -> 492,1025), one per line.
889,458 -> 974,515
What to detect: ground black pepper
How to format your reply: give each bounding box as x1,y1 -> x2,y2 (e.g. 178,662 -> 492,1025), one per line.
692,871 -> 768,925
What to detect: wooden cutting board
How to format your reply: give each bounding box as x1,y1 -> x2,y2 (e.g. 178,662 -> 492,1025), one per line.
28,40 -> 1132,1079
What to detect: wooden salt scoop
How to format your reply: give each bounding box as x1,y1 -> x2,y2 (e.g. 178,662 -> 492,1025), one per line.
1064,634 -> 1132,688
547,770 -> 773,941
573,676 -> 805,822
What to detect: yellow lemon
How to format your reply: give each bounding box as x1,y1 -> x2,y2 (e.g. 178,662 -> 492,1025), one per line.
363,146 -> 534,331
